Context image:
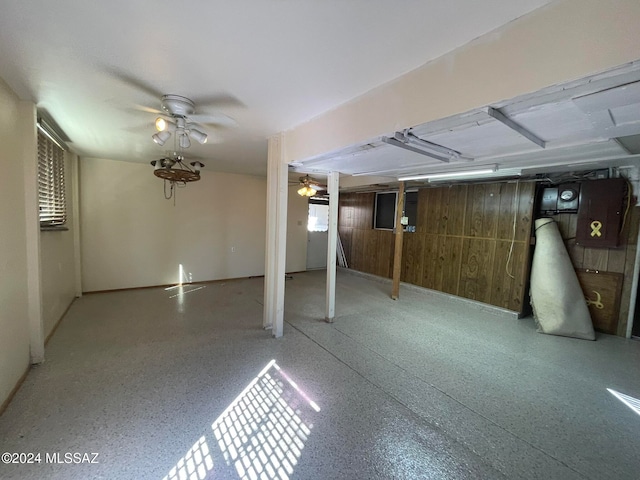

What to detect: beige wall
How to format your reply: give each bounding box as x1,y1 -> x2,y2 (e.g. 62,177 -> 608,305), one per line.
286,185 -> 308,273
0,77 -> 79,408
0,79 -> 30,406
81,158 -> 277,291
40,151 -> 78,338
285,0 -> 640,163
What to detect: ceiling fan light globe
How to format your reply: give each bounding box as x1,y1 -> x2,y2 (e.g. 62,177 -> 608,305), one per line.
155,117 -> 167,131
297,186 -> 317,197
190,161 -> 204,173
179,133 -> 191,149
152,130 -> 171,146
189,128 -> 208,144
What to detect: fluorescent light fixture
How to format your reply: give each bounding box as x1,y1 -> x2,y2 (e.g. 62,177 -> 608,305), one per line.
382,129 -> 473,163
399,167 -> 497,181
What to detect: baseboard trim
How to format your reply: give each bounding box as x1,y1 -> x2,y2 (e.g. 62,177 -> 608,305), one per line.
0,366 -> 30,418
83,274 -> 271,295
338,266 -> 519,319
45,297 -> 76,346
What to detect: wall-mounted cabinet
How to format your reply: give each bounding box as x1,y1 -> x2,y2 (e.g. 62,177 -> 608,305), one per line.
576,178 -> 627,248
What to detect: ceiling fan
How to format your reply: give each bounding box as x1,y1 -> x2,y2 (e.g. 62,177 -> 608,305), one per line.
105,67 -> 241,148
151,94 -> 238,149
294,175 -> 327,197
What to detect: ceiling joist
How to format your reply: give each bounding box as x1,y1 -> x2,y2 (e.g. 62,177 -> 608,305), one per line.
487,106 -> 546,149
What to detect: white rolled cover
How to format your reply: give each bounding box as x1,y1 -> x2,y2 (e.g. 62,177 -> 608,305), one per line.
530,218 -> 595,340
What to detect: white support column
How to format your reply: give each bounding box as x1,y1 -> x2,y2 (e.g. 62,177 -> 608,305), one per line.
20,101 -> 44,364
325,171 -> 339,322
263,133 -> 288,338
70,152 -> 82,298
263,142 -> 277,330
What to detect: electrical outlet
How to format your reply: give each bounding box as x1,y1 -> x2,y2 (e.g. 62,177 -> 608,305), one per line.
231,246 -> 236,253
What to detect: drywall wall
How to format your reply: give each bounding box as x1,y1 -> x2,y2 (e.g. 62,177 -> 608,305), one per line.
81,158 -> 296,291
40,151 -> 78,338
285,0 -> 640,163
0,78 -> 30,407
286,185 -> 308,273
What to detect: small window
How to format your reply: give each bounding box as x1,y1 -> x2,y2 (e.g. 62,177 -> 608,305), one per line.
404,191 -> 418,231
308,201 -> 329,232
374,191 -> 419,231
37,129 -> 66,228
374,192 -> 397,229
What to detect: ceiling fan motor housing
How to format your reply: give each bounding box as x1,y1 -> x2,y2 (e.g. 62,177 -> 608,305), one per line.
161,95 -> 196,117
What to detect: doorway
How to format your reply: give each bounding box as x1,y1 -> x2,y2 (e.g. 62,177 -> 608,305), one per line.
306,200 -> 329,270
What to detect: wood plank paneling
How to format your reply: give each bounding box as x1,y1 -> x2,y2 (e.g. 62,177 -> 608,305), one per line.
446,185 -> 467,236
358,193 -> 375,229
339,180 -> 535,314
417,189 -> 429,234
491,240 -> 528,311
424,188 -> 444,235
376,230 -> 394,278
441,236 -> 463,295
460,238 -> 496,303
482,183 -> 501,238
497,182 -> 518,240
497,182 -> 535,243
363,230 -> 379,275
421,234 -> 439,290
402,233 -> 425,285
339,227 -> 353,267
607,246 -> 627,273
401,233 -> 415,282
464,184 -> 486,237
350,228 -> 366,272
515,182 -> 535,242
583,248 -> 610,271
433,235 -> 448,292
339,182 -> 637,335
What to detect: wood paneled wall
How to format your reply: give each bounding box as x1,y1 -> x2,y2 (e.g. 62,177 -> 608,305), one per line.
551,206 -> 640,336
339,192 -> 395,278
339,181 -> 536,312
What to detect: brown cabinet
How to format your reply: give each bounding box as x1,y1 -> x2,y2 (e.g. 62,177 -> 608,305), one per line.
576,178 -> 627,248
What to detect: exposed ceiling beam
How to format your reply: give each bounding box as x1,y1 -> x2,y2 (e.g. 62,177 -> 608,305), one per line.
487,106 -> 546,148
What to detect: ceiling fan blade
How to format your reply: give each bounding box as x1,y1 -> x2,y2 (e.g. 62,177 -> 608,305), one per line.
105,66 -> 164,99
190,113 -> 238,127
130,104 -> 163,115
123,122 -> 155,133
195,93 -> 245,109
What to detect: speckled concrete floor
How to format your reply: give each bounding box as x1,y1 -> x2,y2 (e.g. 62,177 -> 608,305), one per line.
1,270 -> 639,480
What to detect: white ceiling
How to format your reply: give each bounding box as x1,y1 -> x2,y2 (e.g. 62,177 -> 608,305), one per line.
297,61 -> 640,184
0,0 -> 555,176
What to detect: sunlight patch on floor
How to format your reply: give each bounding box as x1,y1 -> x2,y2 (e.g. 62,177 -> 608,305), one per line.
211,360 -> 319,480
608,388 -> 640,417
162,435 -> 213,480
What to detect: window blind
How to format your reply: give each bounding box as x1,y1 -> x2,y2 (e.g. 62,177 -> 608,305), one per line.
37,129 -> 66,227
